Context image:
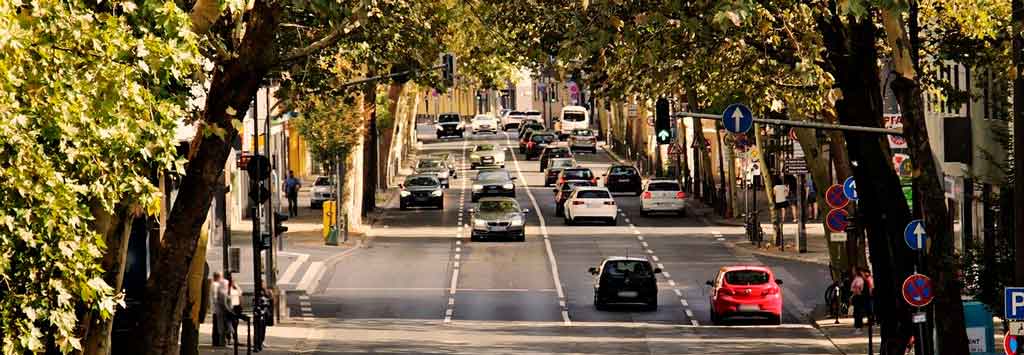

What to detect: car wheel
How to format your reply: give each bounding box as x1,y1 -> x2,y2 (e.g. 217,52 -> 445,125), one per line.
644,300 -> 658,312
555,205 -> 564,217
640,210 -> 649,217
594,299 -> 606,311
471,195 -> 479,202
471,163 -> 477,170
634,189 -> 642,196
677,209 -> 687,217
770,314 -> 782,325
607,217 -> 617,226
563,215 -> 572,225
470,233 -> 479,242
437,201 -> 444,210
517,233 -> 526,242
400,202 -> 408,210
710,309 -> 720,325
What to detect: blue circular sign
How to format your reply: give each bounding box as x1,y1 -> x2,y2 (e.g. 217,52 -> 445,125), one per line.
722,103 -> 753,134
904,219 -> 927,251
843,176 -> 858,201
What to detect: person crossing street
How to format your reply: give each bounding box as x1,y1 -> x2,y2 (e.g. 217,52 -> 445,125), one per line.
284,170 -> 301,217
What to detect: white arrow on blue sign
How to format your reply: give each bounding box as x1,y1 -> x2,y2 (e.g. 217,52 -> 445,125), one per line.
1007,287 -> 1024,320
722,103 -> 753,134
843,176 -> 858,201
904,219 -> 927,251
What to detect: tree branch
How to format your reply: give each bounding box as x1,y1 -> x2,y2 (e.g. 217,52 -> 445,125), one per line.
278,27 -> 344,64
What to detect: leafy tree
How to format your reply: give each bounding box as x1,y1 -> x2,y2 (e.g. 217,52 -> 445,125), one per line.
0,0 -> 199,353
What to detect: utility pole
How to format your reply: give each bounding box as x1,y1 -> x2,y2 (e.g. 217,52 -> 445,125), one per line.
262,87 -> 276,323
1014,0 -> 1024,286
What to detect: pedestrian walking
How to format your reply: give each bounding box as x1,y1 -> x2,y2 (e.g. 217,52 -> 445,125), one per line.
784,174 -> 798,222
862,268 -> 874,325
850,268 -> 868,329
284,170 -> 301,217
209,272 -> 228,346
806,178 -> 818,220
225,279 -> 242,345
772,175 -> 790,222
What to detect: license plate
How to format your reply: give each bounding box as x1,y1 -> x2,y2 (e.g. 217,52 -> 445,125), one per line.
415,197 -> 428,202
489,226 -> 507,232
617,291 -> 638,298
739,304 -> 760,312
486,186 -> 497,190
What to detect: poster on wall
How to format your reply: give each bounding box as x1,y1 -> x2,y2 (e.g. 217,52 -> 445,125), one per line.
884,114 -> 908,149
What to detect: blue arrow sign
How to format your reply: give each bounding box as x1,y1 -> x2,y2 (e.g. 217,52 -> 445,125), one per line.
722,103 -> 753,134
1007,287 -> 1024,320
843,176 -> 858,201
904,219 -> 927,251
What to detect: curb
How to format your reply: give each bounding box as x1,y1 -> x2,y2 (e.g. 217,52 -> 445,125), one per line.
731,240 -> 831,266
600,144 -> 629,165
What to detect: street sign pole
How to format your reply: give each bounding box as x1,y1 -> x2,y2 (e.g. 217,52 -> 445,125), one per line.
798,174 -> 807,253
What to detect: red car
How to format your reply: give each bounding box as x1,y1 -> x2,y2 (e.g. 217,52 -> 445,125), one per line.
706,266 -> 783,325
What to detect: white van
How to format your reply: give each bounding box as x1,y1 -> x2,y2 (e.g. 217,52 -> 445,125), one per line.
556,106 -> 589,138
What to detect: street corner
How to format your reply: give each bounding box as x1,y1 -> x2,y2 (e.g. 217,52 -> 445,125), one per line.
813,317 -> 881,355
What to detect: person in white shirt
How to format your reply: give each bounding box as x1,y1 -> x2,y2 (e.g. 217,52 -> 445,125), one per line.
772,175 -> 791,222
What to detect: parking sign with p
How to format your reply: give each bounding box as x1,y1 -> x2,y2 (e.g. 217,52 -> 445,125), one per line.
1007,288 -> 1024,320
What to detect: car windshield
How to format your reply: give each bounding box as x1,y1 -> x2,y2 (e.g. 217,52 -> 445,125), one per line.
551,159 -> 575,168
478,171 -> 509,181
572,129 -> 593,136
314,177 -> 333,186
418,161 -> 443,169
576,190 -> 610,199
478,200 -> 519,213
724,270 -> 770,285
532,135 -> 556,143
648,182 -> 680,191
561,181 -> 593,191
563,112 -> 586,122
439,115 -> 460,123
525,124 -> 544,131
545,148 -> 570,155
474,116 -> 496,122
475,145 -> 496,151
563,169 -> 594,180
610,167 -> 637,176
406,177 -> 439,187
603,260 -> 652,276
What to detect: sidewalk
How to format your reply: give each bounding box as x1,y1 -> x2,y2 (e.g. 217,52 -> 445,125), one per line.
197,319 -> 319,355
815,316 -> 1007,355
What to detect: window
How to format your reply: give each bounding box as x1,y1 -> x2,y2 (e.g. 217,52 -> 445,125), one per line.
610,167 -> 637,176
647,182 -> 680,191
563,112 -> 586,122
479,200 -> 519,212
439,114 -> 460,123
724,270 -> 770,285
532,135 -> 556,143
478,171 -> 510,181
576,190 -> 610,199
475,145 -> 496,151
314,177 -> 333,186
562,169 -> 594,180
406,177 -> 439,187
603,261 -> 652,276
551,159 -> 575,168
418,160 -> 443,169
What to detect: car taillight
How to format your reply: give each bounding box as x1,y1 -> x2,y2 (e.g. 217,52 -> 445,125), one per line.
559,177 -> 565,184
604,200 -> 615,205
642,191 -> 652,199
527,142 -> 535,149
590,177 -> 597,184
572,200 -> 585,205
676,191 -> 686,199
763,287 -> 780,296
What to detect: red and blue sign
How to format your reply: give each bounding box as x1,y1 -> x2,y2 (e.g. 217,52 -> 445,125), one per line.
826,208 -> 850,233
902,274 -> 934,307
1007,333 -> 1019,355
825,184 -> 849,209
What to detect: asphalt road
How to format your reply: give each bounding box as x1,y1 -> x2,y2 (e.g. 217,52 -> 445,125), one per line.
286,125 -> 839,354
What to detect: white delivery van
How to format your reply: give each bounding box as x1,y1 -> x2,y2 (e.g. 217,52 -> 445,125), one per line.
557,106 -> 590,138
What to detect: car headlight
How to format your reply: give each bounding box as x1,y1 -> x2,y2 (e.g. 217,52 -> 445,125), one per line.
502,183 -> 514,190
473,184 -> 483,191
473,219 -> 487,229
510,214 -> 524,227
431,190 -> 443,197
436,125 -> 443,130
400,191 -> 411,197
457,123 -> 464,129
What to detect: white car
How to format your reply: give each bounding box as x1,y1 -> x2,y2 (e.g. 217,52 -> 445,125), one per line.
640,179 -> 687,216
310,176 -> 334,209
501,110 -> 542,130
563,186 -> 617,226
471,114 -> 499,134
555,105 -> 590,138
469,144 -> 506,169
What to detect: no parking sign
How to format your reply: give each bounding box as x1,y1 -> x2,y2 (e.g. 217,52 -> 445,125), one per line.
825,184 -> 848,209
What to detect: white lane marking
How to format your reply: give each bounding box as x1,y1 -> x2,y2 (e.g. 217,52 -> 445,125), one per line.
668,280 -> 676,287
685,309 -> 694,317
657,263 -> 665,269
455,247 -> 461,253
673,289 -> 682,296
454,254 -> 461,260
456,240 -> 462,245
646,249 -> 654,254
506,132 -> 570,326
449,298 -> 455,305
651,255 -> 660,262
624,218 -> 631,224
453,261 -> 460,268
298,294 -> 311,300
636,235 -> 644,240
691,319 -> 700,326
279,253 -> 310,285
295,261 -> 324,293
641,241 -> 649,248
680,299 -> 689,307
662,271 -> 671,278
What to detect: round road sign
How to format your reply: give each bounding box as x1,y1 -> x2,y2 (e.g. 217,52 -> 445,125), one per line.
826,208 -> 850,233
904,219 -> 927,251
902,274 -> 934,307
825,184 -> 849,209
843,176 -> 859,201
1007,332 -> 1020,355
722,103 -> 753,134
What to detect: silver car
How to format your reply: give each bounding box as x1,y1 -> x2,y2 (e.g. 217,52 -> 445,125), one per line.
470,144 -> 506,169
569,129 -> 598,153
417,159 -> 451,188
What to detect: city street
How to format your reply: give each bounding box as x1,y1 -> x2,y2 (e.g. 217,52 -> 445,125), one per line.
272,125 -> 838,354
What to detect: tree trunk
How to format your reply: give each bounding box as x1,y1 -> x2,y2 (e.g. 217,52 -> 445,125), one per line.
380,82 -> 406,188
125,1 -> 281,353
81,203 -> 134,355
362,73 -> 378,217
793,126 -> 851,278
723,131 -> 737,218
817,8 -> 917,353
1012,0 -> 1024,289
179,221 -> 211,355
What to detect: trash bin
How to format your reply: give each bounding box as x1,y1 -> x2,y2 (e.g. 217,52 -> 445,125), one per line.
963,301 -> 995,354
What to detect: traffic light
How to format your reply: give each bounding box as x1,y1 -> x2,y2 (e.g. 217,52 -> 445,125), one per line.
246,154 -> 271,181
442,53 -> 455,85
655,97 -> 671,144
274,212 -> 289,236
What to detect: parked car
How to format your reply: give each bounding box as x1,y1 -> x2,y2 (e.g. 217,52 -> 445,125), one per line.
554,167 -> 598,193
589,257 -> 661,311
471,168 -> 517,202
524,132 -> 558,160
539,145 -> 573,172
707,266 -> 783,325
544,157 -> 577,187
562,186 -> 617,226
434,112 -> 464,139
416,159 -> 451,188
310,176 -> 334,209
603,165 -> 642,195
469,144 -> 506,169
428,152 -> 457,179
470,114 -> 499,135
568,129 -> 598,153
640,179 -> 687,216
554,105 -> 590,139
399,174 -> 444,210
554,180 -> 594,217
469,197 -> 529,242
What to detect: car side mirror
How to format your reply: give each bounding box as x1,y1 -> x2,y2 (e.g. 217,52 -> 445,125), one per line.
705,280 -> 714,287
588,267 -> 598,275
775,279 -> 783,285
653,268 -> 662,274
